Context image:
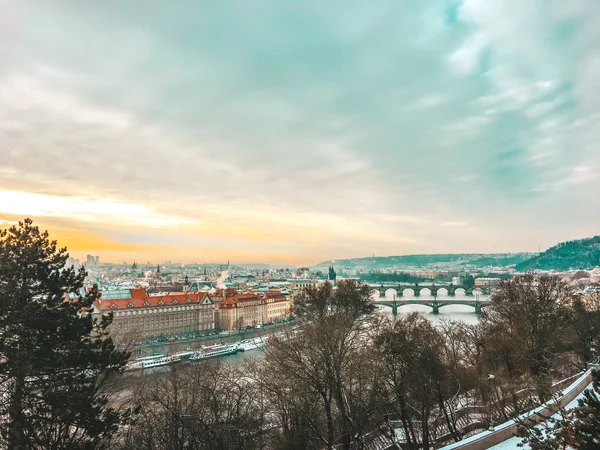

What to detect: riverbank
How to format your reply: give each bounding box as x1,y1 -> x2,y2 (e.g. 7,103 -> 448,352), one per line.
134,320 -> 293,357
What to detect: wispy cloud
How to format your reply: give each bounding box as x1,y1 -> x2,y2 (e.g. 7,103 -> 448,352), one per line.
0,190 -> 192,228
0,0 -> 599,262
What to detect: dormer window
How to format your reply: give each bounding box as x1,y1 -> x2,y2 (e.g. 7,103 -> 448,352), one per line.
127,302 -> 134,308
144,301 -> 150,306
173,299 -> 178,304
186,298 -> 191,303
110,304 -> 116,309
158,300 -> 164,305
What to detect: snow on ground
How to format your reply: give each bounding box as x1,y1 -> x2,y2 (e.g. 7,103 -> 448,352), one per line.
489,383 -> 593,449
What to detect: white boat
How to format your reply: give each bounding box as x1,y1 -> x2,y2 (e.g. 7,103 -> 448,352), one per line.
237,337 -> 266,352
125,353 -> 167,371
173,351 -> 195,360
141,354 -> 181,369
190,344 -> 238,361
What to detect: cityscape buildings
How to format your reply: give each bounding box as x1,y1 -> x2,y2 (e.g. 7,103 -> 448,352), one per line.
92,288 -> 217,341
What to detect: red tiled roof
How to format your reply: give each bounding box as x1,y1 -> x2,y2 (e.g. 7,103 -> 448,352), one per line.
96,290 -> 211,310
263,291 -> 286,300
218,291 -> 288,309
130,288 -> 148,299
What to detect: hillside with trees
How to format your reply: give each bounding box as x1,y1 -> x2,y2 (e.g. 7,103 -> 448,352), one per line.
516,236 -> 600,271
313,253 -> 535,270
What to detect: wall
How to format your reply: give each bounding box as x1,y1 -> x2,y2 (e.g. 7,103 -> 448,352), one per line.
439,369 -> 594,450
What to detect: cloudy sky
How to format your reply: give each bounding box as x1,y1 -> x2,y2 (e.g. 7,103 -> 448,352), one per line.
1,0 -> 599,265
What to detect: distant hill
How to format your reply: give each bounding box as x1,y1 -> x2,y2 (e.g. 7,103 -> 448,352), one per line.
515,236 -> 600,271
312,253 -> 535,270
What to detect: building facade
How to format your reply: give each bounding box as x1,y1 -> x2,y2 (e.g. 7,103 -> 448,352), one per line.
474,277 -> 502,288
92,288 -> 216,341
216,291 -> 292,331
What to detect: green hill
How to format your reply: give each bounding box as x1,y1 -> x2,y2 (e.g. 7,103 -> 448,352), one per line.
515,236 -> 600,271
313,253 -> 535,270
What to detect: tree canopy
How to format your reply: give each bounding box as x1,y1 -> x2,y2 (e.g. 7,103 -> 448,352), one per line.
0,219 -> 129,449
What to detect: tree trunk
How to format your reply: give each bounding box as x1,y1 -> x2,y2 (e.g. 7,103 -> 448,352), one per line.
8,373 -> 27,450
333,384 -> 351,450
440,398 -> 462,442
422,407 -> 430,450
399,399 -> 417,450
321,390 -> 335,450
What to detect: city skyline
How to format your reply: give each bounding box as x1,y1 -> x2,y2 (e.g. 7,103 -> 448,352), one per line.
1,1 -> 599,265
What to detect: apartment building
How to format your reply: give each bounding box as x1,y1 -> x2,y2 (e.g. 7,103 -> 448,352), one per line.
92,288 -> 216,341
216,290 -> 292,331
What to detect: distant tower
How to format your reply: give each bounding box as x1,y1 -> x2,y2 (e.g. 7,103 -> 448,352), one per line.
184,275 -> 189,286
132,261 -> 137,270
156,264 -> 161,274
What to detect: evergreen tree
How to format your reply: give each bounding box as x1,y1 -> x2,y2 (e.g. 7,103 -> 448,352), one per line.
0,219 -> 129,449
518,369 -> 600,449
571,369 -> 600,448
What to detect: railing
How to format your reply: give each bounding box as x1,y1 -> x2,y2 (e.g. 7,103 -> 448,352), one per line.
439,369 -> 594,450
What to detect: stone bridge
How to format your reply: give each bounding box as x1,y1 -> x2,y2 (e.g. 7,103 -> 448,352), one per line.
373,298 -> 490,315
371,283 -> 491,298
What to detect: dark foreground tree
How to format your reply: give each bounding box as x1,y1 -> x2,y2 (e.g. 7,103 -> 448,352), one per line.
518,369 -> 600,449
0,219 -> 129,449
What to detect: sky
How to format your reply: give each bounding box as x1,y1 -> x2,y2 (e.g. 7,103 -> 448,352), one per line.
1,0 -> 599,265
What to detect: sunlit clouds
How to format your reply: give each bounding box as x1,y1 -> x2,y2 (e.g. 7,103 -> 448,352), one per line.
0,190 -> 191,228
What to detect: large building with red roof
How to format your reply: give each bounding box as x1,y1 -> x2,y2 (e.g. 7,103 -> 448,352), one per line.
92,288 -> 216,341
217,290 -> 291,330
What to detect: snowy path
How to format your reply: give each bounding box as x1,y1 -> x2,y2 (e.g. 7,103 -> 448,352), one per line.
489,382 -> 592,449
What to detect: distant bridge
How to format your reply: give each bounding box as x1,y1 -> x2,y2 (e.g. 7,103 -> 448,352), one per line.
373,298 -> 491,315
370,283 -> 492,298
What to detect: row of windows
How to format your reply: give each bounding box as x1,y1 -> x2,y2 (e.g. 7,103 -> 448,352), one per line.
114,306 -> 215,316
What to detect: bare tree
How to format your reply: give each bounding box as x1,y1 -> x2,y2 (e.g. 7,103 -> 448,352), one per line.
375,313 -> 459,449
261,280 -> 382,450
114,361 -> 265,450
478,274 -> 573,402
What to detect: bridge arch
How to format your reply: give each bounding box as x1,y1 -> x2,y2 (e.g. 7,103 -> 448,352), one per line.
384,288 -> 400,297
374,299 -> 488,315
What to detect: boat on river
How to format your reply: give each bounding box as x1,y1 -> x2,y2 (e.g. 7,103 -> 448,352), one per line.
237,337 -> 266,352
190,343 -> 238,361
125,353 -> 180,371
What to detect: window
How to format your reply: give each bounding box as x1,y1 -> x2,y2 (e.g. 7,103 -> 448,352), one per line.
127,302 -> 134,308
110,304 -> 117,309
144,301 -> 150,306
159,300 -> 164,305
173,299 -> 178,304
